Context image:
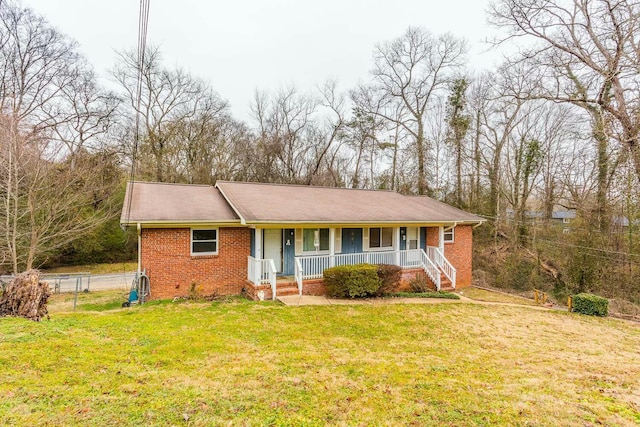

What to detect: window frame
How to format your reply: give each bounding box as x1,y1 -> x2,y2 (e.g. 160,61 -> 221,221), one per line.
191,227 -> 219,256
368,227 -> 394,250
443,226 -> 455,243
302,228 -> 330,253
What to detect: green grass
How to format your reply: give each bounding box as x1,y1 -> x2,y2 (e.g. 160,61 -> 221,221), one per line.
458,286 -> 540,306
386,291 -> 460,299
1,299 -> 640,426
42,262 -> 137,275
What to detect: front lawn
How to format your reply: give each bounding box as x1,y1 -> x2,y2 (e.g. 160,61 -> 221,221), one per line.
1,299 -> 639,426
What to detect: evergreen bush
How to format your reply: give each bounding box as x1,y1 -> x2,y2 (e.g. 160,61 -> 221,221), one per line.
572,293 -> 608,317
323,264 -> 381,298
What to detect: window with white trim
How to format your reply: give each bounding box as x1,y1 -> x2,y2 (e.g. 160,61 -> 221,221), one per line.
303,228 -> 329,252
369,227 -> 393,249
191,228 -> 218,255
443,226 -> 454,243
563,217 -> 570,224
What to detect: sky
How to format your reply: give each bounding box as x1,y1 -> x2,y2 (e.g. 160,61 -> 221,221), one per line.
23,0 -> 503,121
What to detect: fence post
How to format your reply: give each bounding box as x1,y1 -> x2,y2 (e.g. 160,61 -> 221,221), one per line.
73,277 -> 80,311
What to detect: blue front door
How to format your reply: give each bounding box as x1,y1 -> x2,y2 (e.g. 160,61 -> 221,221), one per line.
341,228 -> 363,254
399,227 -> 407,250
282,229 -> 295,275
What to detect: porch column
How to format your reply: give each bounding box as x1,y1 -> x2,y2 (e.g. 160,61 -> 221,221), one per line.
395,227 -> 401,266
255,227 -> 262,260
438,226 -> 444,252
329,228 -> 335,267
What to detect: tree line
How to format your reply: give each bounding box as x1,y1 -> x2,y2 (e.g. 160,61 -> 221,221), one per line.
1,0 -> 639,306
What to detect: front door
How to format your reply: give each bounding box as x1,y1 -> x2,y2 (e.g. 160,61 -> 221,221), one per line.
263,229 -> 282,273
282,229 -> 295,275
341,228 -> 363,254
406,227 -> 418,250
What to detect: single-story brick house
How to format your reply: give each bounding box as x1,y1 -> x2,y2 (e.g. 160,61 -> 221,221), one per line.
121,181 -> 485,300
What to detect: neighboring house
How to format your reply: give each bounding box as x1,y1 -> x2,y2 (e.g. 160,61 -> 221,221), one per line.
121,181 -> 485,300
551,210 -> 577,234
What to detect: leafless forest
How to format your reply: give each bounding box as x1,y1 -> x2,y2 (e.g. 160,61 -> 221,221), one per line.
1,0 -> 639,307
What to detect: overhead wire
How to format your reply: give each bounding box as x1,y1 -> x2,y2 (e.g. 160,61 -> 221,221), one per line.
124,0 -> 150,227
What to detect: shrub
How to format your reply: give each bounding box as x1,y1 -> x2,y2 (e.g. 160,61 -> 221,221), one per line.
376,264 -> 402,296
572,293 -> 608,317
324,264 -> 381,298
409,272 -> 433,293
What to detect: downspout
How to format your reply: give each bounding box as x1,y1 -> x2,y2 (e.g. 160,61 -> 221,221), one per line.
137,223 -> 142,276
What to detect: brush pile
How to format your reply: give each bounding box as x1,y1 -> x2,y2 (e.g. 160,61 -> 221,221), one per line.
0,270 -> 51,321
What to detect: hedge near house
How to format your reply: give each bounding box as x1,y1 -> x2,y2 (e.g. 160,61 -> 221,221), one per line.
572,293 -> 608,317
324,264 -> 381,298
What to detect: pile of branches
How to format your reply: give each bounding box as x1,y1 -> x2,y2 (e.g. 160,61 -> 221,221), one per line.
0,270 -> 51,321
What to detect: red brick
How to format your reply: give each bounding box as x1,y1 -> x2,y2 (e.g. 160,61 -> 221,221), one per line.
141,227 -> 249,300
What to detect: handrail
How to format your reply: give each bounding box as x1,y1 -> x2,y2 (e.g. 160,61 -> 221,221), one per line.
419,249 -> 441,290
427,246 -> 457,288
268,259 -> 277,300
247,256 -> 278,289
294,257 -> 303,295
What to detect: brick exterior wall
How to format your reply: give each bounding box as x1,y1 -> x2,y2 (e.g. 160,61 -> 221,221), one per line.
141,227 -> 250,300
443,225 -> 473,288
141,224 -> 474,300
426,227 -> 439,247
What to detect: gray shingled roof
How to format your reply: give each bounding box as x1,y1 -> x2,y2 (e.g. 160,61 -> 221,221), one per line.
216,181 -> 484,224
121,182 -> 239,224
121,181 -> 485,225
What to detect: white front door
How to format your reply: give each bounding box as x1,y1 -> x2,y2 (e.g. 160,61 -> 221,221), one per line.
263,229 -> 282,273
406,227 -> 419,250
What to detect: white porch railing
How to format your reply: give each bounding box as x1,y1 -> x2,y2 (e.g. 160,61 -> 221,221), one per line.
295,249 -> 443,291
294,257 -> 303,296
427,246 -> 457,288
247,256 -> 277,300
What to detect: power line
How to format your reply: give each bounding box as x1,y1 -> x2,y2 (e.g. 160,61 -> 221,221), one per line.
124,0 -> 150,226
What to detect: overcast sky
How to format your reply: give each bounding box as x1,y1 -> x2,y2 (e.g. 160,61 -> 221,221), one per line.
23,0 -> 503,121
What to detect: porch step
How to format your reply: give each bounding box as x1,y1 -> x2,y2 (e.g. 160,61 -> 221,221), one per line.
275,282 -> 300,297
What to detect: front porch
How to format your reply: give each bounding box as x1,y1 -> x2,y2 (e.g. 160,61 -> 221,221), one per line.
247,247 -> 456,300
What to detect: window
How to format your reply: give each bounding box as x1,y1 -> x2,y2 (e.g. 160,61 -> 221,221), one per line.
191,228 -> 218,255
562,228 -> 570,234
563,218 -> 571,224
443,226 -> 454,243
369,227 -> 393,248
303,228 -> 329,252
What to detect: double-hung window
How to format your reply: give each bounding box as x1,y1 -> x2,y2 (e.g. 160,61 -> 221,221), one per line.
369,227 -> 393,249
191,228 -> 218,255
443,226 -> 454,243
303,228 -> 329,252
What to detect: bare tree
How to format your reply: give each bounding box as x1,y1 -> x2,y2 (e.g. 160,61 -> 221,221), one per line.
489,0 -> 640,186
0,1 -> 120,273
113,46 -> 229,183
367,27 -> 467,195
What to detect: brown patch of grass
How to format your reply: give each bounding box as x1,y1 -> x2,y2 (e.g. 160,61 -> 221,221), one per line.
459,286 -> 541,306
